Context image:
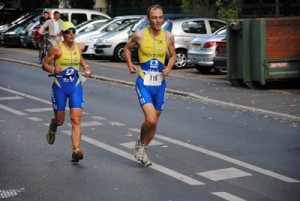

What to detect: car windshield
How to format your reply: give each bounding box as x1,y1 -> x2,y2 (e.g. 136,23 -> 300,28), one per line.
131,18 -> 148,32
214,26 -> 226,35
117,21 -> 136,31
76,20 -> 93,29
89,21 -> 108,31
162,21 -> 172,31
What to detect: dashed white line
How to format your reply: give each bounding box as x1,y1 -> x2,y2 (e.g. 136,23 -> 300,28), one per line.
130,128 -> 300,183
109,122 -> 126,126
0,96 -> 23,101
91,116 -> 106,120
198,167 -> 252,181
27,117 -> 43,122
61,130 -> 205,186
0,104 -> 27,116
211,192 -> 247,201
26,108 -> 53,113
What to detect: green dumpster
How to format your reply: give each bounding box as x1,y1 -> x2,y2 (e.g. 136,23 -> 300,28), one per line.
227,17 -> 300,88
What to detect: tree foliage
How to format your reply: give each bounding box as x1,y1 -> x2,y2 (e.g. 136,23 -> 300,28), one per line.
215,0 -> 243,19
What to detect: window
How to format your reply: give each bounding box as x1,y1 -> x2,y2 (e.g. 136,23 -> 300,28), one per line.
60,13 -> 68,21
182,21 -> 206,34
209,20 -> 226,33
71,13 -> 88,26
91,14 -> 109,20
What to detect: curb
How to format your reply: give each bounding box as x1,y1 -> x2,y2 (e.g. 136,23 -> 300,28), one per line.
1,57 -> 300,122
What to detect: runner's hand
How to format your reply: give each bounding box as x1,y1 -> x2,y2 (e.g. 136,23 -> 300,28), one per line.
162,66 -> 170,76
54,66 -> 62,74
84,68 -> 92,77
129,64 -> 137,74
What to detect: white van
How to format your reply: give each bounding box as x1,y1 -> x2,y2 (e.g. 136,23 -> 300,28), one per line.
41,8 -> 111,25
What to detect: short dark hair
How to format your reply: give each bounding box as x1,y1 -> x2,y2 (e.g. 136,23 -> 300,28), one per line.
43,11 -> 49,14
54,11 -> 60,15
147,4 -> 163,18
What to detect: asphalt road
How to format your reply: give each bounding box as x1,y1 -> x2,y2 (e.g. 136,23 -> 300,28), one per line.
0,61 -> 299,201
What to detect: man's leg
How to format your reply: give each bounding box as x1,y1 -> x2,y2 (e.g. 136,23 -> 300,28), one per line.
140,103 -> 161,146
134,103 -> 161,166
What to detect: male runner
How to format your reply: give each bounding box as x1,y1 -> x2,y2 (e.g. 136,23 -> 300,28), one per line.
124,4 -> 176,166
42,21 -> 92,162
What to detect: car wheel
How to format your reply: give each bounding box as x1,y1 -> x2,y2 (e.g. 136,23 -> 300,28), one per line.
113,44 -> 126,62
174,49 -> 187,69
195,65 -> 213,74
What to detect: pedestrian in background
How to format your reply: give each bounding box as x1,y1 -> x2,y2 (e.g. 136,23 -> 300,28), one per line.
39,11 -> 63,46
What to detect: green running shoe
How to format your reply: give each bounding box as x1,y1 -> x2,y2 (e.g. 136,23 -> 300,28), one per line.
46,124 -> 56,145
71,148 -> 84,162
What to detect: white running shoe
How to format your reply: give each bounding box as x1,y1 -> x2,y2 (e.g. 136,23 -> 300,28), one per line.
140,146 -> 152,167
133,139 -> 144,161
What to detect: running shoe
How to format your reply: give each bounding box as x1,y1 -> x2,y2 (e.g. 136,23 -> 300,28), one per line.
140,146 -> 152,167
133,139 -> 144,161
71,148 -> 84,162
46,123 -> 56,145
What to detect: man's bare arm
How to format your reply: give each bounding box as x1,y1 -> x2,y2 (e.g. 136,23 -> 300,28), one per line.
163,31 -> 176,76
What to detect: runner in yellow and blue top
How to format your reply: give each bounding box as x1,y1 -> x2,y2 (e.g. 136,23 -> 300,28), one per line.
42,21 -> 92,162
125,4 -> 176,166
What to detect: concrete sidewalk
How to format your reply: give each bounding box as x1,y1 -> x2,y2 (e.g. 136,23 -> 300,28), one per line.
0,47 -> 299,122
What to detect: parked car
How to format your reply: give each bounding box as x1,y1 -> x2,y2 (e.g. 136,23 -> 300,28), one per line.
0,12 -> 34,33
213,39 -> 227,74
187,26 -> 226,73
39,8 -> 111,26
162,18 -> 226,68
76,19 -> 109,34
75,16 -> 142,57
94,21 -> 136,61
0,14 -> 40,47
19,17 -> 41,48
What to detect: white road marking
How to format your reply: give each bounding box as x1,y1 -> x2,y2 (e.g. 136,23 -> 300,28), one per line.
130,128 -> 300,183
0,96 -> 23,101
67,121 -> 103,127
120,140 -> 164,149
0,188 -> 25,199
0,86 -> 51,105
109,122 -> 126,126
91,116 -> 107,120
0,104 -> 27,116
25,108 -> 53,113
211,192 -> 247,201
155,134 -> 300,183
61,130 -> 205,186
198,167 -> 252,181
1,87 -> 298,183
27,117 -> 43,122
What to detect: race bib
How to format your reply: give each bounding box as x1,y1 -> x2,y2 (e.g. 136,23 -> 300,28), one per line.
143,71 -> 163,86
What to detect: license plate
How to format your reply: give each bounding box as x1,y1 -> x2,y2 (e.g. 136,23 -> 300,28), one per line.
193,44 -> 200,49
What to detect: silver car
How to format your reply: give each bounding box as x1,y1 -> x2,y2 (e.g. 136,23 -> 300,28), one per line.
75,19 -> 109,34
94,21 -> 136,62
75,16 -> 141,57
187,26 -> 226,73
162,18 -> 226,68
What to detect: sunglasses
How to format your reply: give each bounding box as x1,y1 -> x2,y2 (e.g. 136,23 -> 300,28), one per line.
63,28 -> 76,34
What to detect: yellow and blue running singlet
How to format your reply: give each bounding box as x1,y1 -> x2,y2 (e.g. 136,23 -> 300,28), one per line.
51,42 -> 83,111
136,28 -> 167,111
